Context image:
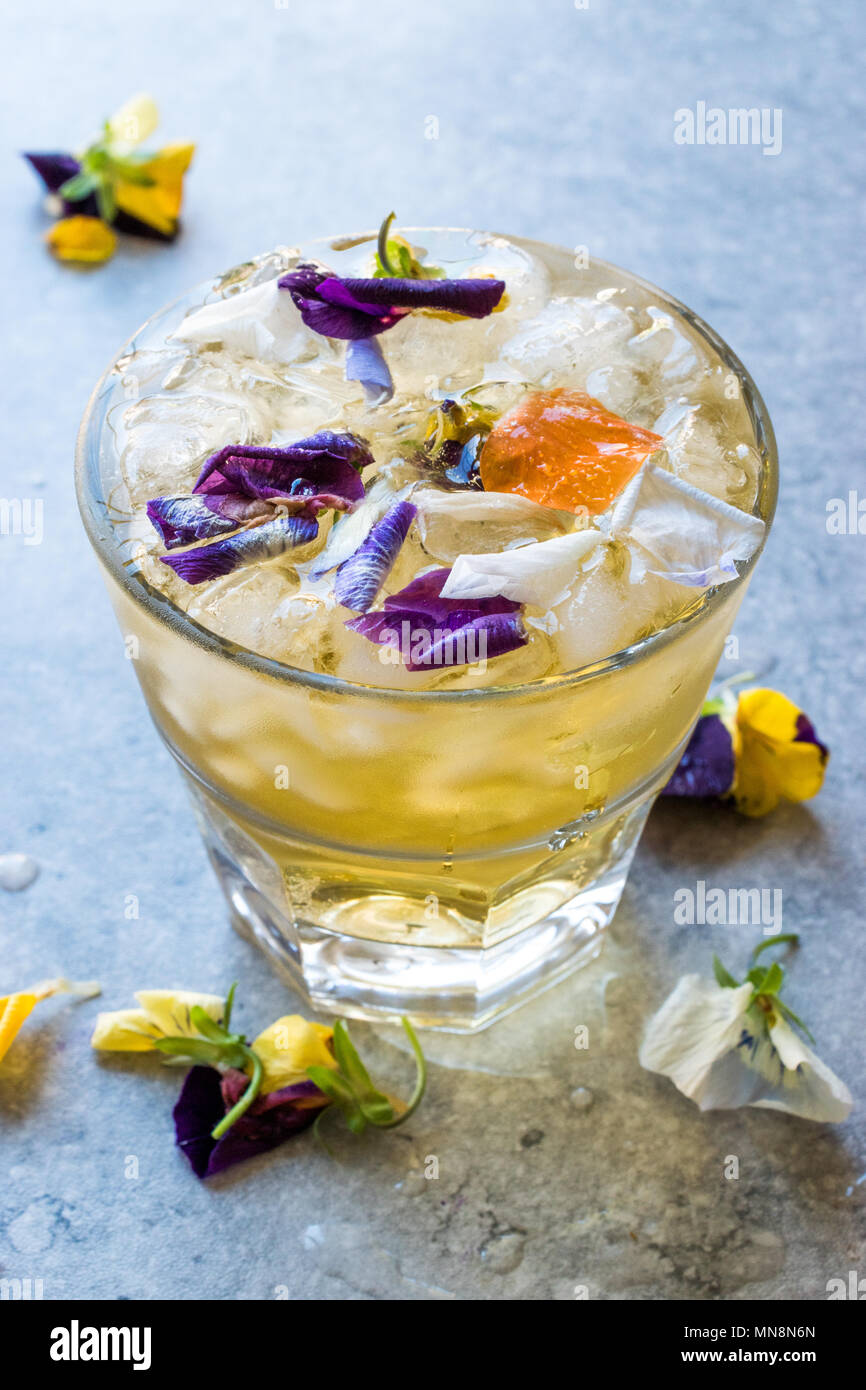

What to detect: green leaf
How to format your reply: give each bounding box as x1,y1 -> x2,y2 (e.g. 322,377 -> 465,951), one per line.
95,179 -> 116,223
153,1037 -> 225,1065
188,1006 -> 229,1044
755,961 -> 784,997
713,955 -> 741,989
58,172 -> 97,203
331,1020 -> 378,1097
306,1065 -> 356,1108
223,982 -> 237,1031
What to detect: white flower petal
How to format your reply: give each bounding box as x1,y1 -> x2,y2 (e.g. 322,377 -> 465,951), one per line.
639,976 -> 753,1102
440,529 -> 602,607
751,1014 -> 853,1123
610,463 -> 764,588
171,280 -> 312,363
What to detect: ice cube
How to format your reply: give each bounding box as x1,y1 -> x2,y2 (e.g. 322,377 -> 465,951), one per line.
655,401 -> 760,508
119,392 -> 266,503
627,307 -> 702,387
414,487 -> 571,563
553,549 -> 694,671
493,295 -> 634,390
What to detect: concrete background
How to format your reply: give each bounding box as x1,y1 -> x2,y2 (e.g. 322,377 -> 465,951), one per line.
1,0 -> 863,1299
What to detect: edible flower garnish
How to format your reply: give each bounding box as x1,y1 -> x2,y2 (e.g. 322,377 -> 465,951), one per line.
374,211 -> 442,280
639,936 -> 852,1122
92,984 -> 427,1178
334,500 -> 418,612
1,977 -> 100,1067
663,687 -> 829,817
610,463 -> 765,588
346,568 -> 526,671
440,529 -> 602,609
146,433 -> 371,584
480,388 -> 663,515
423,397 -> 500,489
276,213 -> 503,404
24,93 -> 194,263
279,262 -> 505,340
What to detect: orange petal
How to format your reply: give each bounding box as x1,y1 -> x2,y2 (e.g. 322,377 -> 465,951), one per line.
45,216 -> 117,264
480,389 -> 662,515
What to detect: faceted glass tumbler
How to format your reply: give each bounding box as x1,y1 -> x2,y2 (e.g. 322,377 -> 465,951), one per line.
75,231 -> 777,1031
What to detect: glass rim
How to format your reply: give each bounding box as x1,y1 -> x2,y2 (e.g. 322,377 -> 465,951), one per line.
75,228 -> 779,706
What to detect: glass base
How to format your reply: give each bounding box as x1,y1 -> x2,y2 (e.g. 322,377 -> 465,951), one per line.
186,775 -> 652,1032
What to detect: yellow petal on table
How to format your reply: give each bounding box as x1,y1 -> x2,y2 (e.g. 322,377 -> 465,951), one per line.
732,688 -> 828,818
46,216 -> 117,264
90,1008 -> 165,1052
115,143 -> 195,236
251,1015 -> 336,1093
107,92 -> 160,148
1,978 -> 101,1066
133,989 -> 224,1038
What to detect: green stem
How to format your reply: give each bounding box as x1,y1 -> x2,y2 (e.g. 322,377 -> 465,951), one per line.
377,211 -> 397,274
376,1018 -> 427,1128
750,933 -> 799,965
211,1044 -> 263,1140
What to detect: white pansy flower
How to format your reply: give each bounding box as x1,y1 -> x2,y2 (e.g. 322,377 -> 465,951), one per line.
610,463 -> 765,588
640,960 -> 852,1123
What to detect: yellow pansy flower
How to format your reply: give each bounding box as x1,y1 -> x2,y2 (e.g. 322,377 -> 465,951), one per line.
91,988 -> 225,1052
115,142 -> 195,237
45,216 -> 117,264
251,1015 -> 336,1093
732,688 -> 829,818
0,978 -> 101,1067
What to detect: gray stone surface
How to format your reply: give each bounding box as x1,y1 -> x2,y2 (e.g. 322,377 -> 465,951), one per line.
1,0 -> 863,1300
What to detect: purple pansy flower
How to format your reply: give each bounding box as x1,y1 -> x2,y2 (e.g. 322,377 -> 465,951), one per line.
173,1066 -> 326,1179
147,432 -> 372,585
346,566 -> 526,671
22,151 -> 173,240
662,713 -> 736,800
334,500 -> 417,612
278,263 -> 505,341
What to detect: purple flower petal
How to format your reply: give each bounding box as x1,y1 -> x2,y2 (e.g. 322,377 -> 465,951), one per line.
794,712 -> 829,762
173,1066 -> 325,1179
346,566 -> 526,670
161,514 -> 319,584
193,434 -> 370,510
335,500 -> 417,612
278,265 -> 505,340
339,275 -> 505,318
661,714 -> 736,799
146,495 -> 243,549
345,337 -> 394,405
172,1065 -> 225,1179
382,567 -> 521,621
